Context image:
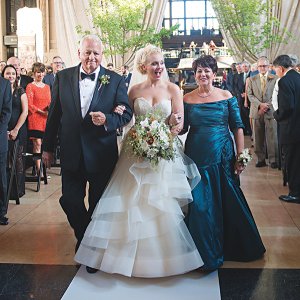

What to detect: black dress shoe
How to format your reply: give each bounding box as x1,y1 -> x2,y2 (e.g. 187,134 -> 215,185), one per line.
279,195 -> 300,203
270,162 -> 278,169
0,216 -> 9,226
256,161 -> 267,168
86,266 -> 98,274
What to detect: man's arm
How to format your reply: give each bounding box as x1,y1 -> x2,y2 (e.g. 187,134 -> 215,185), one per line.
273,78 -> 294,122
0,79 -> 12,130
104,78 -> 133,132
42,73 -> 62,153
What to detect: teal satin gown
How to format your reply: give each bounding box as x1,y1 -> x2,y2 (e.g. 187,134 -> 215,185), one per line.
184,97 -> 266,270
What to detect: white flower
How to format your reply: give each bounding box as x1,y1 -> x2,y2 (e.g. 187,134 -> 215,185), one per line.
150,120 -> 159,130
140,118 -> 149,127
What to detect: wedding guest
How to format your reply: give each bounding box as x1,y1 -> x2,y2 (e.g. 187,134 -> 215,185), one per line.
182,55 -> 265,270
43,56 -> 64,91
273,55 -> 300,204
2,65 -> 28,198
26,62 -> 51,173
247,56 -> 278,168
7,57 -> 33,90
121,65 -> 132,90
106,63 -> 114,71
0,76 -> 12,225
0,61 -> 6,73
42,35 -> 132,259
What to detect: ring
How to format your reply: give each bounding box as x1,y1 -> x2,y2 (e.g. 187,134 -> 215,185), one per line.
178,116 -> 181,120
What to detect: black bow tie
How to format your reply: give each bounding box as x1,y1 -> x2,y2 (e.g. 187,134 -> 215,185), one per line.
81,72 -> 96,81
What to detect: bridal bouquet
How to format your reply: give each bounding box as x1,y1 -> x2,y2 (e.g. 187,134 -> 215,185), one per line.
236,148 -> 253,167
125,111 -> 175,167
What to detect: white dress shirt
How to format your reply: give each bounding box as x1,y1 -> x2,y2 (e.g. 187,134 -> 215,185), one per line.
79,66 -> 100,118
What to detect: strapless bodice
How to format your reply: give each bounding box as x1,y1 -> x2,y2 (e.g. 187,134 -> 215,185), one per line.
133,98 -> 172,118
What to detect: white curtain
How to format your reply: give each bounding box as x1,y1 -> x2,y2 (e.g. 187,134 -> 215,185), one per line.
215,0 -> 300,63
53,0 -> 167,68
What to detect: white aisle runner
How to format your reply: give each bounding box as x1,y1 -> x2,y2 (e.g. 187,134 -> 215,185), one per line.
62,266 -> 221,300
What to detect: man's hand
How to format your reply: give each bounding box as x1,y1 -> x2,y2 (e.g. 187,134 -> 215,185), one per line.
113,105 -> 126,115
169,112 -> 183,126
90,111 -> 106,126
42,151 -> 54,169
258,103 -> 269,115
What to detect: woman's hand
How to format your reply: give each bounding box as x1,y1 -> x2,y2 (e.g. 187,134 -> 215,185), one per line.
114,105 -> 126,115
234,161 -> 246,176
38,109 -> 48,116
8,128 -> 19,140
90,111 -> 106,126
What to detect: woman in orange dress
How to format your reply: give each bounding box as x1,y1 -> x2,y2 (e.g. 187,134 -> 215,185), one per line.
26,62 -> 51,172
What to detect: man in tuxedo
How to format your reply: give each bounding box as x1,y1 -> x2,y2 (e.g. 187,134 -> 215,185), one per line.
273,55 -> 300,203
235,61 -> 252,135
43,56 -> 64,91
6,57 -> 33,89
0,76 -> 12,225
247,56 -> 278,168
121,65 -> 132,90
42,35 -> 133,260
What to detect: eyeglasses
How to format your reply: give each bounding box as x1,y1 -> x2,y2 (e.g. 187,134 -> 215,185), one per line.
53,61 -> 63,65
258,65 -> 268,68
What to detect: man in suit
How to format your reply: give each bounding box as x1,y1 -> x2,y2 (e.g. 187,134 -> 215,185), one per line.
236,61 -> 252,135
43,56 -> 64,91
42,35 -> 133,264
121,65 -> 132,90
273,55 -> 300,203
0,76 -> 12,225
6,57 -> 33,89
247,56 -> 278,168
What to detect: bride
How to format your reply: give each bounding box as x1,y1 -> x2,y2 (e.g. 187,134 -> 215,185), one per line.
75,45 -> 203,277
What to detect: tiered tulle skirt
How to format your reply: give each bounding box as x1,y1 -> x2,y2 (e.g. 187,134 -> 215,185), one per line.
75,145 -> 203,277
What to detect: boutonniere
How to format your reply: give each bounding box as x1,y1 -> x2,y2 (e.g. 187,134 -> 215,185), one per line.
100,74 -> 110,86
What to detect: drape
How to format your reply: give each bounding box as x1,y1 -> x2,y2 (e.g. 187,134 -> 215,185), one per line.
213,0 -> 300,63
53,0 -> 167,68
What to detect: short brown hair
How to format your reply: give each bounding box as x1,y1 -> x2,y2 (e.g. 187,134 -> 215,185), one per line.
32,62 -> 46,73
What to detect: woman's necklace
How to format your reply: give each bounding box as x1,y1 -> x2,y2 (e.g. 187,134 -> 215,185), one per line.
197,87 -> 215,98
33,81 -> 44,88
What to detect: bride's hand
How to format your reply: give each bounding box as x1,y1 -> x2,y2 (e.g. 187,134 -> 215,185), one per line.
114,105 -> 126,115
169,112 -> 183,126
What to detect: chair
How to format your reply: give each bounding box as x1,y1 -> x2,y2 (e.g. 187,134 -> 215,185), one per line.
7,139 -> 20,205
24,152 -> 48,192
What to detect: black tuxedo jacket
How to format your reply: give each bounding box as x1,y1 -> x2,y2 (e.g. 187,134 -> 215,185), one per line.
19,75 -> 33,90
234,72 -> 250,103
124,73 -> 132,89
274,69 -> 300,144
43,73 -> 55,91
42,64 -> 133,172
0,77 -> 12,153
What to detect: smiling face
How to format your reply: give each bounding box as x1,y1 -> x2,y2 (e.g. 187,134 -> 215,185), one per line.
3,66 -> 17,84
195,66 -> 216,87
143,52 -> 165,80
78,38 -> 103,74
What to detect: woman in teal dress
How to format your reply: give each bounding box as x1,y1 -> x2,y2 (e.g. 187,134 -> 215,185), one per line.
183,55 -> 265,270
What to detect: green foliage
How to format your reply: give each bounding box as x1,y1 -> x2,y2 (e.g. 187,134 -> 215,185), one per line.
76,0 -> 178,65
211,0 -> 292,60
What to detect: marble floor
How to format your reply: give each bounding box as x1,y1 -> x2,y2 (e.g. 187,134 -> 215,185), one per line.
0,141 -> 300,299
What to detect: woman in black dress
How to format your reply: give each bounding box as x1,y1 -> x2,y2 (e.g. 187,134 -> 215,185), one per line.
2,65 -> 28,197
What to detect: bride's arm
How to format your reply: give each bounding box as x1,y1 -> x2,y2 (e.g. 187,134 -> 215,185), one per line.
169,83 -> 184,135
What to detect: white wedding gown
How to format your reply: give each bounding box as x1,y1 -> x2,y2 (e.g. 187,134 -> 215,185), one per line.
75,98 -> 203,277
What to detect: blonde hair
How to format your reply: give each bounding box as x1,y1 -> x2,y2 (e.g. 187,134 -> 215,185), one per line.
136,45 -> 162,75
